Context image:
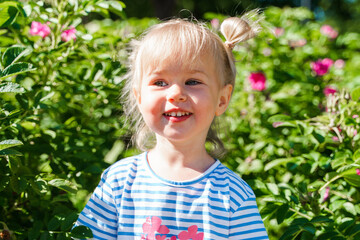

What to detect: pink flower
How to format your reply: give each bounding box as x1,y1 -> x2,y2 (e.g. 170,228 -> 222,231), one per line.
274,27 -> 284,37
61,26 -> 77,42
332,136 -> 339,142
356,169 -> 360,176
289,39 -> 307,48
311,58 -> 333,76
248,72 -> 266,91
323,187 -> 330,202
272,122 -> 283,128
334,59 -> 345,69
353,115 -> 359,118
210,19 -> 220,30
320,25 -> 338,39
324,86 -> 337,96
178,225 -> 204,240
262,48 -> 272,56
29,21 -> 51,38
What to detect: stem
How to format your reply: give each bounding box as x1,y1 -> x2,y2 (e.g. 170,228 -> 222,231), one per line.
319,175 -> 341,192
320,205 -> 334,215
291,230 -> 302,240
289,207 -> 312,220
331,190 -> 354,202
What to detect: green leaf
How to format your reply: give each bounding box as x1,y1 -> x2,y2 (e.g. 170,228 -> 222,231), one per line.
268,114 -> 294,123
0,177 -> 9,192
338,218 -> 355,233
28,221 -> 43,240
10,175 -> 28,193
267,183 -> 280,195
297,121 -> 314,135
0,62 -> 36,80
351,87 -> 360,101
30,178 -> 48,195
15,93 -> 29,108
0,148 -> 23,156
330,200 -> 347,212
71,226 -> 93,238
344,174 -> 360,187
318,231 -> 339,240
108,1 -> 126,17
310,216 -> 332,224
8,157 -> 21,173
109,1 -> 124,11
300,231 -> 314,240
0,1 -> 22,27
265,157 -> 301,171
302,223 -> 316,234
279,225 -> 301,240
353,149 -> 360,163
0,139 -> 23,151
276,204 -> 289,224
39,231 -> 50,240
48,178 -> 78,194
268,114 -> 297,128
47,215 -> 62,231
331,157 -> 346,169
348,224 -> 360,237
312,131 -> 325,143
260,203 -> 278,217
2,46 -> 30,67
343,202 -> 356,216
0,82 -> 25,93
61,212 -> 78,231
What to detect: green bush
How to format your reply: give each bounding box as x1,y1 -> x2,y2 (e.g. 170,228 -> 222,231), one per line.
212,7 -> 360,240
1,1 -> 359,239
0,0 -> 129,238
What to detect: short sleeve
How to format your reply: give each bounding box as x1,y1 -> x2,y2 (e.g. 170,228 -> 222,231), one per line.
74,169 -> 118,239
229,197 -> 269,240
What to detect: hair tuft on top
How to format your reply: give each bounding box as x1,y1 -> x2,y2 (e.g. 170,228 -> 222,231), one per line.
220,9 -> 262,49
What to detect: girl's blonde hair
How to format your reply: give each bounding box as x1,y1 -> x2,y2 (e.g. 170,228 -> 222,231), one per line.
122,11 -> 261,157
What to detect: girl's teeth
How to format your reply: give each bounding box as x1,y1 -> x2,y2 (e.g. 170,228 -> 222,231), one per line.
166,112 -> 189,117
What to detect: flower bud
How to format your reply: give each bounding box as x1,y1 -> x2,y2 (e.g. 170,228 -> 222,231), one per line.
248,72 -> 267,91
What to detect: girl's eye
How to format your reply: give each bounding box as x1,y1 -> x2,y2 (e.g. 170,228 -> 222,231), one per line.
153,80 -> 167,87
186,79 -> 201,85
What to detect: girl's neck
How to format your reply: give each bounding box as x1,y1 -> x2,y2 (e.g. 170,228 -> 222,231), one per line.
147,137 -> 216,181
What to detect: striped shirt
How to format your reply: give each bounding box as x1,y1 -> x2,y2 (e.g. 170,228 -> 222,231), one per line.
75,152 -> 268,239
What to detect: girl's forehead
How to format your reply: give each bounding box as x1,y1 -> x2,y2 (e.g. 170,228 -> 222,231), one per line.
143,53 -> 216,76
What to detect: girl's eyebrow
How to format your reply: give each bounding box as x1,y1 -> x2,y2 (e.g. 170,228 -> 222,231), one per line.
188,69 -> 209,77
148,68 -> 208,76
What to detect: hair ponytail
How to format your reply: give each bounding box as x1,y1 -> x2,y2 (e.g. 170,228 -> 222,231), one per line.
220,10 -> 262,50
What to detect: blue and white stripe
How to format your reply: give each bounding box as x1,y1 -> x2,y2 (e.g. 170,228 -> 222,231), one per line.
75,153 -> 268,239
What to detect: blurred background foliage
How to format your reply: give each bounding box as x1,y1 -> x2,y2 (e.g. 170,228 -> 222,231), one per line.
0,0 -> 360,239
122,0 -> 360,33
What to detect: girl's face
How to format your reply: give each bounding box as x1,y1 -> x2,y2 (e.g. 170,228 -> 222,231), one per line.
134,54 -> 232,146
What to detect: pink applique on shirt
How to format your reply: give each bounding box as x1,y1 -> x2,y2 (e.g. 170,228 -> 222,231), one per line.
141,217 -> 204,240
141,216 -> 169,240
178,225 -> 204,240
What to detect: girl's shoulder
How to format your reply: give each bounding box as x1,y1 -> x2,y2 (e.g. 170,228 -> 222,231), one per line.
101,152 -> 146,180
213,161 -> 256,197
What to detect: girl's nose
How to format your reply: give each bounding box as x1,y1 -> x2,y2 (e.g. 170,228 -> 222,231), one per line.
167,84 -> 187,102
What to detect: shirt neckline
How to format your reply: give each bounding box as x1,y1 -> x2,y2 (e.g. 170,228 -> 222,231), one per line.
143,152 -> 220,186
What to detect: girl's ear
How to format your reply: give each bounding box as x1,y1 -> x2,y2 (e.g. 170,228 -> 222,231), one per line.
133,87 -> 141,104
215,84 -> 233,116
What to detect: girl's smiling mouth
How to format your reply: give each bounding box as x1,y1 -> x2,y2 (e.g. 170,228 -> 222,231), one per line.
163,110 -> 193,122
163,111 -> 191,117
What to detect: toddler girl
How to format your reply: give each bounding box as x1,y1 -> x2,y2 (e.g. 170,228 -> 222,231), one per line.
75,12 -> 269,240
